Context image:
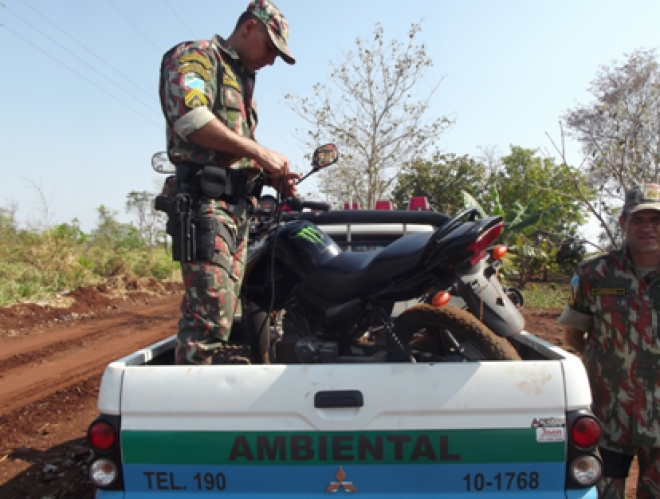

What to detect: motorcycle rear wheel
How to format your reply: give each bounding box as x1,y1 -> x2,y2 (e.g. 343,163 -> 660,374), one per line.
393,304 -> 521,361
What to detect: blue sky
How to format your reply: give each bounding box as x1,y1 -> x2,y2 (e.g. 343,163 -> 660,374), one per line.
1,0 -> 659,232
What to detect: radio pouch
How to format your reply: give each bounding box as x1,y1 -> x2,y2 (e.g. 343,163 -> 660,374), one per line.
200,166 -> 227,199
200,166 -> 249,204
222,168 -> 248,204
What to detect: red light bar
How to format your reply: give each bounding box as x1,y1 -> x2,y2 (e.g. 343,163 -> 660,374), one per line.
408,196 -> 430,211
343,202 -> 361,210
376,200 -> 394,210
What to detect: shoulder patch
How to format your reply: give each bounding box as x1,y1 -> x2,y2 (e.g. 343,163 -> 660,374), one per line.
184,74 -> 205,92
184,88 -> 209,109
178,62 -> 211,81
221,62 -> 241,91
179,53 -> 212,69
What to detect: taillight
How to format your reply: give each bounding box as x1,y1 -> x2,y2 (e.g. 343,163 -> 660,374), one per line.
88,421 -> 116,451
466,222 -> 504,265
565,410 -> 603,490
570,416 -> 601,449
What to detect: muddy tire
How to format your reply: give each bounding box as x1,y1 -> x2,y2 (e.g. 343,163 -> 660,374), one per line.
393,304 -> 521,361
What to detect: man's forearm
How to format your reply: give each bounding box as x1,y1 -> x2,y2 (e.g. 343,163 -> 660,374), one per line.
188,118 -> 262,163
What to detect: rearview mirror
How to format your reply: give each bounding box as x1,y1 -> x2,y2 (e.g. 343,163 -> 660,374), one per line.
152,151 -> 176,174
311,144 -> 339,170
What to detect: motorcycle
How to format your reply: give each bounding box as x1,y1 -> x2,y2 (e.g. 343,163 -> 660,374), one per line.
238,144 -> 525,365
151,145 -> 525,365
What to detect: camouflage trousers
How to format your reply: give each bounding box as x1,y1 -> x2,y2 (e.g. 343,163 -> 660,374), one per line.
597,442 -> 660,498
175,200 -> 249,365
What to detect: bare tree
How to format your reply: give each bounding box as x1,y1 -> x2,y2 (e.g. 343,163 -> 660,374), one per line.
476,144 -> 504,178
562,48 -> 660,233
125,190 -> 163,247
285,22 -> 452,208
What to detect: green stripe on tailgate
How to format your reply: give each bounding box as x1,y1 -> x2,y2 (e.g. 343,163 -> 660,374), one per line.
123,429 -> 563,465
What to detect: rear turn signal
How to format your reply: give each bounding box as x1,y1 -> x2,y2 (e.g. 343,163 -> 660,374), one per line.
88,421 -> 116,451
492,244 -> 508,260
570,416 -> 601,449
431,291 -> 451,307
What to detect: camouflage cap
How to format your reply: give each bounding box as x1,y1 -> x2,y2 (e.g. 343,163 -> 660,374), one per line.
623,183 -> 660,215
246,0 -> 295,65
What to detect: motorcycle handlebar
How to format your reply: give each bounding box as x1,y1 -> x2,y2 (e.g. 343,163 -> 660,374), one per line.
284,197 -> 331,212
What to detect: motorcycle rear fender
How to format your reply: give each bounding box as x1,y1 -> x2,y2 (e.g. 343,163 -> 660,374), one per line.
451,259 -> 525,338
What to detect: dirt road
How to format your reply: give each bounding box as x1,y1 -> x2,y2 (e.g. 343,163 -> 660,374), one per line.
0,283 -> 639,498
0,283 -> 182,498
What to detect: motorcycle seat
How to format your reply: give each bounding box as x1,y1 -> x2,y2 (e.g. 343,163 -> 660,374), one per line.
303,231 -> 434,302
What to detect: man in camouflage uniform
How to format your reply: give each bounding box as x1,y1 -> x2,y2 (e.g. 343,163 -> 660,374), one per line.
559,183 -> 660,498
158,0 -> 298,365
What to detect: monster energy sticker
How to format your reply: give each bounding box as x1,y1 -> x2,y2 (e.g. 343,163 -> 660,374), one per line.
293,226 -> 327,251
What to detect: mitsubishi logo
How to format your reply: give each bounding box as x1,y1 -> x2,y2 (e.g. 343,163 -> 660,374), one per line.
326,466 -> 357,493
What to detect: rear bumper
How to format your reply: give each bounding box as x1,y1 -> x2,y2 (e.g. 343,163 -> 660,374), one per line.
96,485 -> 598,498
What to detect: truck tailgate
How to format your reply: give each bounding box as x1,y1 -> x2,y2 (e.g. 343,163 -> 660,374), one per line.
118,362 -> 571,497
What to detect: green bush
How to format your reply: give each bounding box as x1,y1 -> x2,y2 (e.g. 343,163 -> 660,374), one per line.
0,213 -> 179,307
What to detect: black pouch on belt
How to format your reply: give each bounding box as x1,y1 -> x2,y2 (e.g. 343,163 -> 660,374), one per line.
200,166 -> 248,204
599,446 -> 634,479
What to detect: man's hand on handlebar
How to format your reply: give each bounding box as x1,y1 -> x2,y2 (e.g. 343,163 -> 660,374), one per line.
278,172 -> 301,197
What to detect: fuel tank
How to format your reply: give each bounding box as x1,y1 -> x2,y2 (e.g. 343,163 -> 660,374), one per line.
243,220 -> 341,310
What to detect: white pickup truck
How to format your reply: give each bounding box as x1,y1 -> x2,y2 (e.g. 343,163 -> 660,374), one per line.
87,210 -> 602,499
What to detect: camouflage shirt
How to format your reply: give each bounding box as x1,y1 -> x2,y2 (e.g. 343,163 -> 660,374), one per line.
159,35 -> 258,170
561,247 -> 660,447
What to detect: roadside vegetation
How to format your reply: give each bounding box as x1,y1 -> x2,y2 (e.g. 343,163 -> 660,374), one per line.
0,201 -> 178,307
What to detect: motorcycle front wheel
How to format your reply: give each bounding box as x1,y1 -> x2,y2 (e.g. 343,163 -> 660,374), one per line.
393,304 -> 521,362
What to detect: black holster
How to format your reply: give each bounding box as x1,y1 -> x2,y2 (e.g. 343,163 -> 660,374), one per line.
155,192 -> 241,266
154,193 -> 196,262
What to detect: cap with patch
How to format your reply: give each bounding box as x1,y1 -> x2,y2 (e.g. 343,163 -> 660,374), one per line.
247,0 -> 295,65
623,183 -> 660,215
